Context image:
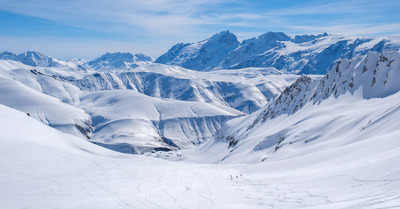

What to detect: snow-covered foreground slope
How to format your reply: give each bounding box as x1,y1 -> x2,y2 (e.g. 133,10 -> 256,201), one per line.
1,104 -> 400,208
80,90 -> 243,153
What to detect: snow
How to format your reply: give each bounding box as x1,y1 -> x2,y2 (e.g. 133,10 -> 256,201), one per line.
156,31 -> 400,74
0,57 -> 295,152
0,77 -> 91,139
1,97 -> 399,208
0,35 -> 399,208
88,52 -> 154,71
80,90 -> 243,153
74,63 -> 297,113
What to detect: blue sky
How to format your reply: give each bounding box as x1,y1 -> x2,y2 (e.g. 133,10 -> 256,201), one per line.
1,0 -> 399,60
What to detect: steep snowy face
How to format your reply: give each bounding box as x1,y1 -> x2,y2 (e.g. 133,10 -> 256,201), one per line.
156,31 -> 400,74
88,52 -> 154,71
203,50 -> 400,163
155,30 -> 240,71
221,32 -> 292,69
253,50 -> 400,125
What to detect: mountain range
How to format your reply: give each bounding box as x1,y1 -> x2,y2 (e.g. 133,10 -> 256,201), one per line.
1,31 -> 400,208
0,47 -> 297,153
155,30 -> 400,74
3,31 -> 400,75
1,31 -> 400,154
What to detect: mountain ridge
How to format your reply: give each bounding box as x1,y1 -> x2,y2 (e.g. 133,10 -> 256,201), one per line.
156,31 -> 400,74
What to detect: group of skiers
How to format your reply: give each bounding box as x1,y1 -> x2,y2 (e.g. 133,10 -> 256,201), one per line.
230,174 -> 242,180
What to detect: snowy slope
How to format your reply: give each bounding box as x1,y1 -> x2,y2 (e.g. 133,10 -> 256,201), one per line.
1,101 -> 399,208
156,31 -> 400,74
0,65 -> 82,105
195,50 -> 400,164
80,90 -> 243,153
0,78 -> 91,139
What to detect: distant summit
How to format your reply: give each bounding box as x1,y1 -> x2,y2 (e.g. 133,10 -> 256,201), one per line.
0,51 -> 154,71
88,52 -> 154,70
0,51 -> 60,67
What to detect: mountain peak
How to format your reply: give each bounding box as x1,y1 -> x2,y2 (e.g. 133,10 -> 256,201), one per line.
13,51 -> 56,67
292,32 -> 329,43
88,52 -> 154,70
208,30 -> 239,44
0,51 -> 17,60
98,52 -> 134,61
155,31 -> 240,71
258,32 -> 291,42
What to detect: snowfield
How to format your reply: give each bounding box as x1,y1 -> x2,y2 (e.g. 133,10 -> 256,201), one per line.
1,98 -> 399,208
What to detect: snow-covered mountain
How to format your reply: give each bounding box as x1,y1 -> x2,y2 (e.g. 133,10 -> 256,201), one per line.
73,63 -> 297,113
80,90 -> 242,153
0,51 -> 82,69
0,51 -> 54,67
156,31 -> 400,74
155,30 -> 240,71
194,50 -> 400,163
0,51 -> 155,74
0,56 -> 295,153
88,52 -> 154,71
